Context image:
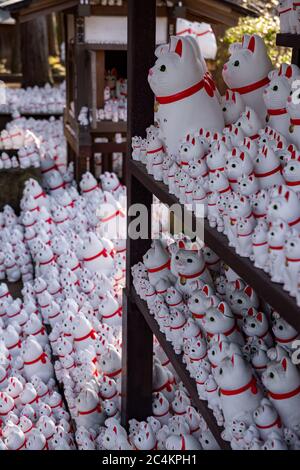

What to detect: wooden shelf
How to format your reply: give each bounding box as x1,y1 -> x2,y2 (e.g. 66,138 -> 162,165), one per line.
91,120 -> 127,134
132,290 -> 230,450
129,159 -> 300,331
276,33 -> 300,48
79,43 -> 127,51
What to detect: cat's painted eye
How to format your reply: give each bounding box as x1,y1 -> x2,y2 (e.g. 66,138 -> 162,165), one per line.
160,65 -> 166,72
234,60 -> 240,67
273,85 -> 278,92
222,107 -> 226,112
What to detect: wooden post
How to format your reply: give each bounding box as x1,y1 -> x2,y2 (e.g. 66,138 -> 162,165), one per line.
121,0 -> 156,427
292,47 -> 300,67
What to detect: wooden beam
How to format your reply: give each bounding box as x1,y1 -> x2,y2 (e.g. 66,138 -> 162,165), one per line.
122,0 -> 156,428
9,0 -> 78,23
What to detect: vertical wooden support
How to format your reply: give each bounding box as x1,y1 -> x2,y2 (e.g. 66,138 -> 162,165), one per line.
292,47 -> 300,67
121,0 -> 156,427
90,50 -> 105,129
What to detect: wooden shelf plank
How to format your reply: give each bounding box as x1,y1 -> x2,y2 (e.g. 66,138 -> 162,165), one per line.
132,290 -> 230,450
91,121 -> 127,134
276,33 -> 300,48
129,159 -> 300,330
79,43 -> 127,51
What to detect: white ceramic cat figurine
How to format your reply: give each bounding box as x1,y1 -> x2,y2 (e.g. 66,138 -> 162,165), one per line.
264,64 -> 300,137
222,34 -> 273,119
148,36 -> 224,154
253,398 -> 283,441
215,353 -> 263,425
262,357 -> 300,429
268,185 -> 300,231
254,145 -> 284,189
221,90 -> 245,126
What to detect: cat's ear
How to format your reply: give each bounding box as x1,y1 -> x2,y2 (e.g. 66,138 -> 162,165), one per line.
155,43 -> 169,58
247,36 -> 256,54
281,357 -> 288,372
170,36 -> 183,58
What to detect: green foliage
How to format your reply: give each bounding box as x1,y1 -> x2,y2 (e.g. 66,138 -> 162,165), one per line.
220,13 -> 291,69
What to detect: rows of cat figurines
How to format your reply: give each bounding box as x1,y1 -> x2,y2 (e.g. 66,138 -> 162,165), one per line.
132,33 -> 300,303
132,236 -> 300,450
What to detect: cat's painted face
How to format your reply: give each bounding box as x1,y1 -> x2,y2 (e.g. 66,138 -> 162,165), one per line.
222,35 -> 272,88
148,37 -> 205,96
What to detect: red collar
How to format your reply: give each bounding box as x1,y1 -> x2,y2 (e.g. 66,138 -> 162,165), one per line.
102,209 -> 125,223
74,329 -> 97,342
112,182 -> 122,192
220,376 -> 258,396
102,306 -> 122,319
41,165 -> 57,174
178,264 -> 206,280
103,390 -> 118,400
71,262 -> 81,271
84,249 -> 108,262
289,215 -> 300,227
254,165 -> 282,178
32,327 -> 46,336
34,191 -> 46,200
153,380 -> 173,394
279,7 -> 292,14
50,182 -> 65,192
286,179 -> 300,187
286,257 -> 300,262
290,118 -> 300,126
190,351 -> 207,362
154,407 -> 170,418
39,256 -> 55,266
267,108 -> 287,116
78,404 -> 102,416
24,352 -> 48,366
219,185 -> 231,194
82,184 -> 98,194
105,368 -> 122,379
256,416 -> 282,429
210,322 -> 237,339
192,312 -> 205,319
147,146 -> 164,154
207,386 -> 218,393
48,310 -> 61,320
269,245 -> 283,250
148,259 -> 170,273
253,241 -> 268,247
50,399 -> 63,409
209,167 -> 224,173
230,76 -> 270,95
238,230 -> 253,237
156,79 -> 205,105
250,133 -> 259,140
275,333 -> 299,344
167,299 -> 183,308
0,372 -> 8,384
170,319 -> 187,331
269,385 -> 300,400
7,339 -> 22,350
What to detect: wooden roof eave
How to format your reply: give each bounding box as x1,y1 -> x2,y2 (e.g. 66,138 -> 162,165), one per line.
0,0 -> 78,23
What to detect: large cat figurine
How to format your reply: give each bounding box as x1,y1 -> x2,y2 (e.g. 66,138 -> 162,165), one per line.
148,36 -> 224,155
222,34 -> 273,119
